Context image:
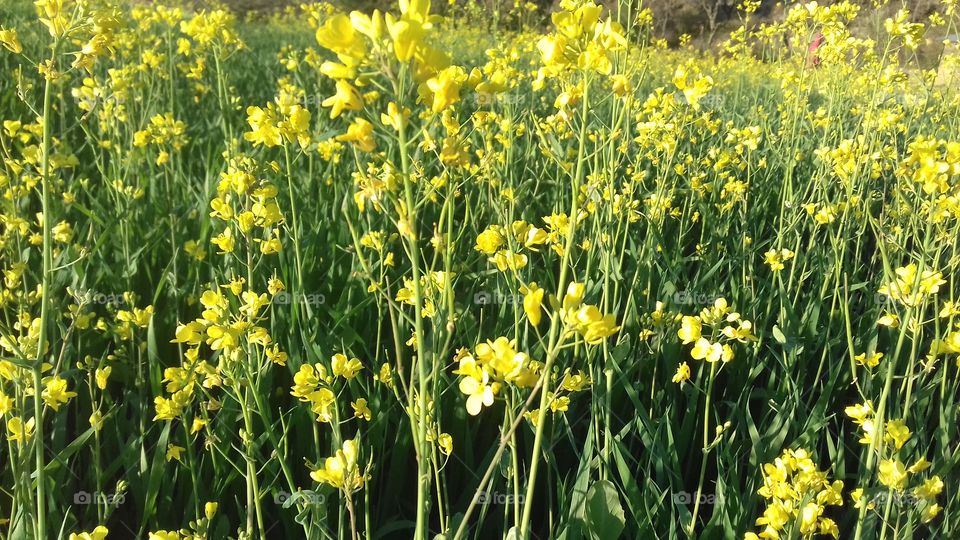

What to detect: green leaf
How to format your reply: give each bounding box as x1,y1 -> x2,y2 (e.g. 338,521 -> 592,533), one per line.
140,422 -> 170,534
583,479 -> 625,540
772,325 -> 787,344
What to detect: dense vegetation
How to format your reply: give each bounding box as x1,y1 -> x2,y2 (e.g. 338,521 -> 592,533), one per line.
0,0 -> 958,539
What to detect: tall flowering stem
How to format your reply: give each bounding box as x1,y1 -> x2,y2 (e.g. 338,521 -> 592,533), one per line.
32,38 -> 59,540
519,75 -> 591,540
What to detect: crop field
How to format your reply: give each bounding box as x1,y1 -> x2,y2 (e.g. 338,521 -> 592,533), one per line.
0,0 -> 959,539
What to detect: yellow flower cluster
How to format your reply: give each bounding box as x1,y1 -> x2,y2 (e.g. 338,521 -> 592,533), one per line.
395,271 -> 454,319
244,93 -> 312,149
133,113 -> 189,166
763,248 -> 795,273
897,136 -> 960,196
68,525 -> 109,540
745,448 -> 843,539
453,338 -> 539,415
555,282 -> 620,344
179,9 -> 242,50
845,402 -> 943,523
313,0 -> 467,119
536,0 -> 627,77
291,353 -> 364,422
209,155 -> 284,255
877,263 -> 946,307
310,438 -> 366,493
673,63 -> 714,110
156,281 -> 286,421
674,298 -> 756,382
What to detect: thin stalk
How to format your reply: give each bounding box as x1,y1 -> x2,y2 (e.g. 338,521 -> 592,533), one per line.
518,75 -> 591,540
395,99 -> 433,540
32,40 -> 60,540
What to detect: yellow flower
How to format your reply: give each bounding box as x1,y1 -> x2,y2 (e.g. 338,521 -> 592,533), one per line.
454,356 -> 495,416
380,101 -> 410,132
763,248 -> 795,272
549,395 -> 570,412
854,351 -> 883,368
212,227 -> 235,253
332,353 -> 363,379
562,282 -> 585,310
322,80 -> 363,119
95,366 -> 112,390
521,282 -> 544,326
921,503 -> 942,523
691,338 -> 733,363
721,320 -> 757,342
570,305 -> 620,344
205,502 -> 219,520
560,370 -> 592,392
89,410 -> 103,431
474,337 -> 536,386
878,263 -> 946,307
310,438 -> 364,492
385,0 -> 433,62
243,106 -> 283,148
351,398 -> 372,421
799,502 -> 821,535
908,457 -> 931,474
0,27 -> 22,54
677,316 -> 701,344
884,419 -> 911,450
350,9 -> 385,41
6,416 -> 34,445
474,226 -> 504,255
437,432 -> 453,455
309,388 -> 337,423
148,531 -> 184,540
878,459 -> 908,490
376,362 -> 394,388
315,13 -> 367,63
914,476 -> 943,500
488,249 -> 527,272
672,362 -> 691,384
291,364 -> 326,404
42,376 -> 77,411
166,444 -> 184,463
153,393 -> 188,422
52,221 -> 73,243
537,35 -> 568,70
673,64 -> 714,110
819,517 -> 840,538
69,526 -> 109,540
336,117 -> 376,152
422,66 -> 466,113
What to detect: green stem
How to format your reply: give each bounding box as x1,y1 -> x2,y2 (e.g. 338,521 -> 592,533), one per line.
396,102 -> 432,540
33,42 -> 59,540
518,75 -> 591,540
688,362 -> 718,536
